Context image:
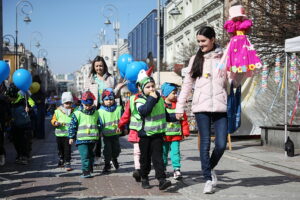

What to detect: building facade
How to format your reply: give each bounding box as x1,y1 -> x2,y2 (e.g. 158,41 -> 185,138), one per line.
128,9 -> 158,61
164,0 -> 224,67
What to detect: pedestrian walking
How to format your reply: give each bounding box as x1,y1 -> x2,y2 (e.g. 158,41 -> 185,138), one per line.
131,70 -> 172,190
98,88 -> 122,173
85,56 -> 125,166
5,83 -> 35,165
161,82 -> 190,180
51,92 -> 74,171
118,93 -> 141,182
175,26 -> 244,194
68,91 -> 101,178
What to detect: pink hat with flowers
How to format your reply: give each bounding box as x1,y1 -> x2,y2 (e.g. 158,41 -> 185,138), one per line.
229,5 -> 247,19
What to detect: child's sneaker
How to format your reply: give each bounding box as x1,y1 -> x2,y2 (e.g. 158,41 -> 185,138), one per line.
112,159 -> 119,170
65,162 -> 73,171
173,169 -> 182,180
94,156 -> 101,165
80,171 -> 92,178
132,169 -> 141,182
141,178 -> 151,189
57,159 -> 64,167
102,163 -> 111,173
20,157 -> 29,165
203,180 -> 214,194
158,179 -> 171,190
0,154 -> 6,166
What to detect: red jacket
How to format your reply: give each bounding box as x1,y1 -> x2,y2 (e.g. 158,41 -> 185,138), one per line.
164,101 -> 190,142
118,95 -> 140,143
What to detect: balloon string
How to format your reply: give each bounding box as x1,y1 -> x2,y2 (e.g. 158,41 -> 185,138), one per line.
25,93 -> 29,117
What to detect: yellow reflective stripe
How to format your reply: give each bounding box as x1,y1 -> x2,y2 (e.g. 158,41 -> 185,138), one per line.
104,120 -> 119,127
145,113 -> 165,121
77,133 -> 99,137
78,125 -> 99,130
144,124 -> 166,132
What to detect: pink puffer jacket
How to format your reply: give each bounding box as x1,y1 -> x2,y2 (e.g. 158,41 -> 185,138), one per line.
176,48 -> 234,114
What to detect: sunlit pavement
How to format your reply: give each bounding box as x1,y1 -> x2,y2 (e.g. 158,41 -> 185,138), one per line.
1,117 -> 300,200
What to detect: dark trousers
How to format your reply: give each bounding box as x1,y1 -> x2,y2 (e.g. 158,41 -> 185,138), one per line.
195,112 -> 228,181
103,135 -> 120,164
78,143 -> 96,172
0,129 -> 5,155
139,135 -> 166,180
93,137 -> 102,157
11,126 -> 32,158
56,137 -> 71,163
36,105 -> 45,139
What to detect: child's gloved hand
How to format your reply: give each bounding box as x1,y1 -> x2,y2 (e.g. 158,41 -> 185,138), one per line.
69,139 -> 74,145
55,121 -> 61,126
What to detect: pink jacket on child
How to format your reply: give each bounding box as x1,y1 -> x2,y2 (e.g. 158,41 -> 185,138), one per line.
176,47 -> 240,114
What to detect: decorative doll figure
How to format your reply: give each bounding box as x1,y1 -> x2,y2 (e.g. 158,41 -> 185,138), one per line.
222,5 -> 262,77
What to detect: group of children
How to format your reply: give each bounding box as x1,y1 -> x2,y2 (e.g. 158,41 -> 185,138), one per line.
51,69 -> 189,190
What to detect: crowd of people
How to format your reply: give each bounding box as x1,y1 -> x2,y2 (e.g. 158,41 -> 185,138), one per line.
1,4 -> 261,194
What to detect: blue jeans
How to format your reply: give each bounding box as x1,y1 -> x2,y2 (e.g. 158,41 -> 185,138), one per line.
195,112 -> 228,181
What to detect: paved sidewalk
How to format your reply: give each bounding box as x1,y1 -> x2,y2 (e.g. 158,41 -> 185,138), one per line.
1,117 -> 300,199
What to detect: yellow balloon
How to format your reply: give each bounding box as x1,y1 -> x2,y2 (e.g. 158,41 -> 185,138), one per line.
30,82 -> 40,94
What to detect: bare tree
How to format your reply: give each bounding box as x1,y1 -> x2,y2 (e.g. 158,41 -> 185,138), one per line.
172,42 -> 198,69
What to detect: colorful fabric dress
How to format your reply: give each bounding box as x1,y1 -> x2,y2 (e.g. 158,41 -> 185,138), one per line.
223,19 -> 262,76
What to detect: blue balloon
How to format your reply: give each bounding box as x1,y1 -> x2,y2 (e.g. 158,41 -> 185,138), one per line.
125,61 -> 148,82
0,61 -> 10,84
117,54 -> 134,78
138,61 -> 148,70
13,69 -> 32,92
127,81 -> 138,94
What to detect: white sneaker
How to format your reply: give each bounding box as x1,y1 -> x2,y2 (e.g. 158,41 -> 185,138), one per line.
173,169 -> 182,180
211,170 -> 217,187
0,154 -> 5,166
94,157 -> 101,165
203,180 -> 214,194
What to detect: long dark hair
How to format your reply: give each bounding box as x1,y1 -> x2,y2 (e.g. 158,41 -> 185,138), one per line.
190,26 -> 216,78
89,56 -> 111,77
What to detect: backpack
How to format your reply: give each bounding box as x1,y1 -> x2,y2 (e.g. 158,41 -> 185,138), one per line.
285,136 -> 294,157
11,105 -> 31,128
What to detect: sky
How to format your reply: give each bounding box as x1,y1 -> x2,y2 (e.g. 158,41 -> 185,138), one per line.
3,0 -> 158,74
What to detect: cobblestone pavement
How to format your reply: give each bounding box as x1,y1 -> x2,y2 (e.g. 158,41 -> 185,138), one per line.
1,116 -> 300,199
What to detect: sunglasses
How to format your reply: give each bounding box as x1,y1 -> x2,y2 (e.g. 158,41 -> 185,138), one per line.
64,102 -> 73,105
84,104 -> 93,107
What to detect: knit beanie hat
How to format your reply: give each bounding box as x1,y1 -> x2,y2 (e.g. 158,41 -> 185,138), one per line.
61,92 -> 74,104
102,88 -> 115,100
81,91 -> 95,105
161,82 -> 178,97
136,69 -> 155,91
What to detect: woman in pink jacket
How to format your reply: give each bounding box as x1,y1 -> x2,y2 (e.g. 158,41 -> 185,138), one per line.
176,26 -> 242,194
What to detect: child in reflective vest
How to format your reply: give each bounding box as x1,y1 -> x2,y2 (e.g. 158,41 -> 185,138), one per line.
161,83 -> 190,180
51,92 -> 74,171
69,91 -> 101,178
132,70 -> 172,190
118,93 -> 141,182
98,88 -> 122,173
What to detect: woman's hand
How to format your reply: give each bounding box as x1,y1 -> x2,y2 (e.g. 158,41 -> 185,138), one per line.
176,113 -> 184,120
116,82 -> 126,90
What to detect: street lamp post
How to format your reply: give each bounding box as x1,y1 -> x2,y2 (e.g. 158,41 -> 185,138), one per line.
15,0 -> 33,69
156,0 -> 161,87
102,4 -> 120,77
3,34 -> 16,69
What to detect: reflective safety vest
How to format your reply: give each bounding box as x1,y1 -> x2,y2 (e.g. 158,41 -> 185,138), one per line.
129,95 -> 140,131
74,110 -> 100,141
54,109 -> 72,137
165,107 -> 182,136
98,106 -> 122,136
131,96 -> 166,136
